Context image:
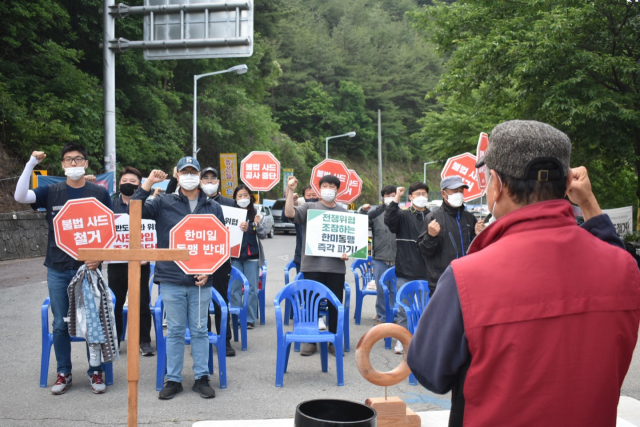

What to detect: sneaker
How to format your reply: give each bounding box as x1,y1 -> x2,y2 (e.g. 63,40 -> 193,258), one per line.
226,341 -> 236,357
300,343 -> 317,356
51,373 -> 72,395
140,342 -> 155,357
192,376 -> 215,399
158,381 -> 183,400
394,340 -> 404,354
247,322 -> 255,329
366,280 -> 377,291
318,318 -> 327,331
89,371 -> 106,394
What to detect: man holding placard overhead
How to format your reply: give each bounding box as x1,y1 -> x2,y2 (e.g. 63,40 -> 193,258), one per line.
284,174 -> 349,357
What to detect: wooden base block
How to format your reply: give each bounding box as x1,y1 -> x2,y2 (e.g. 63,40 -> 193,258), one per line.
365,397 -> 421,427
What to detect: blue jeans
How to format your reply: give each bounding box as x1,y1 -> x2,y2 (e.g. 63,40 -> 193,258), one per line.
372,259 -> 394,322
231,259 -> 260,324
47,267 -> 103,376
161,283 -> 212,383
395,277 -> 409,329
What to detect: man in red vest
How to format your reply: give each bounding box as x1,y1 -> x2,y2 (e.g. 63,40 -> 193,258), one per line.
407,120 -> 640,426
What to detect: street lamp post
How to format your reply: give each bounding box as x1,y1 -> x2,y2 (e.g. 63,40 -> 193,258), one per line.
424,161 -> 438,184
325,132 -> 356,159
193,64 -> 248,160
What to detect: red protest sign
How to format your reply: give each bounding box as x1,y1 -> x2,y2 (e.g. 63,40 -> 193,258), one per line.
476,132 -> 489,195
240,151 -> 281,191
441,153 -> 483,202
53,198 -> 116,260
310,159 -> 350,198
335,169 -> 363,204
170,215 -> 230,274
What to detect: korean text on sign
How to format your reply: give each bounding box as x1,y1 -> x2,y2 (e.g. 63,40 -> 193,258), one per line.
176,229 -> 226,256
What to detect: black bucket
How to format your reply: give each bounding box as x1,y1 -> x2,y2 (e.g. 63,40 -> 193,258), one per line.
295,399 -> 377,427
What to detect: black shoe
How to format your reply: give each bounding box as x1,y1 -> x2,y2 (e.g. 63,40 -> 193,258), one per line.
300,343 -> 317,356
158,381 -> 183,400
140,342 -> 155,356
247,322 -> 255,329
192,376 -> 215,399
328,343 -> 344,357
226,341 -> 236,357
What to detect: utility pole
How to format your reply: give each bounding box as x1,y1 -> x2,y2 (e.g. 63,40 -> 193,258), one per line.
103,0 -> 116,192
378,109 -> 382,202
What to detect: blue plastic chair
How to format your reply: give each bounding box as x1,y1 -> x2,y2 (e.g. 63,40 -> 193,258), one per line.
396,280 -> 430,386
274,279 -> 345,387
291,272 -> 351,353
120,263 -> 157,341
379,266 -> 398,349
257,260 -> 268,325
283,260 -> 298,326
40,291 -> 117,387
228,267 -> 250,351
351,256 -> 376,325
153,287 -> 228,391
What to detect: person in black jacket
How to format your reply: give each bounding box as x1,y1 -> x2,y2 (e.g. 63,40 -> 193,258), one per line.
417,176 -> 485,296
384,181 -> 430,354
133,157 -> 224,400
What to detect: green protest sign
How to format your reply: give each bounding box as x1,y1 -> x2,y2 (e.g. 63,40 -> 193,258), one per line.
305,210 -> 368,259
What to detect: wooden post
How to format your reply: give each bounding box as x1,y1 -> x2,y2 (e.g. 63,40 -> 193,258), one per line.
78,200 -> 189,427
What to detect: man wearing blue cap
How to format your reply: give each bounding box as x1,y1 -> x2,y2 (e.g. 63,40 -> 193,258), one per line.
133,156 -> 226,400
416,176 -> 485,296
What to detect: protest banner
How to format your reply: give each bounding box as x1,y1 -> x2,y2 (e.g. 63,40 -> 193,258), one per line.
108,214 -> 158,263
220,153 -> 238,198
602,206 -> 634,237
304,210 -> 368,259
221,205 -> 248,258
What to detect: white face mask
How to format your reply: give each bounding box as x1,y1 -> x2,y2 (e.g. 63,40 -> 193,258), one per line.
384,197 -> 394,206
487,172 -> 503,219
179,174 -> 200,191
412,196 -> 428,208
321,189 -> 336,203
237,198 -> 250,208
201,183 -> 218,196
446,192 -> 464,208
64,166 -> 86,181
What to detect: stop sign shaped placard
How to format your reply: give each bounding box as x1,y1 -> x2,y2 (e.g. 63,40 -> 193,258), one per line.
335,169 -> 363,204
170,215 -> 230,274
441,153 -> 484,202
476,132 -> 489,195
310,159 -> 350,198
53,198 -> 116,260
240,151 -> 281,191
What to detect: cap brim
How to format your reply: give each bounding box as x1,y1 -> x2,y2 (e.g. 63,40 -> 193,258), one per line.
445,183 -> 469,190
178,165 -> 200,171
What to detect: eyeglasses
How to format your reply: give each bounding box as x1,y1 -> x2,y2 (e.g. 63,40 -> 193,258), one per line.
63,156 -> 86,165
201,176 -> 217,182
178,169 -> 199,176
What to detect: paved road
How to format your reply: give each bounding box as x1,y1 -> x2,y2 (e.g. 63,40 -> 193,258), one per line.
0,234 -> 638,426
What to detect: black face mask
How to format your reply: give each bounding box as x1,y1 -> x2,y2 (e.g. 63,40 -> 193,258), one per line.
305,198 -> 319,203
120,183 -> 139,196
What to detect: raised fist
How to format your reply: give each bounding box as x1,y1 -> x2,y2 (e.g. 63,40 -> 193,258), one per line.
287,176 -> 298,192
149,170 -> 167,184
32,151 -> 46,163
428,219 -> 440,237
396,187 -> 405,198
361,204 -> 371,212
85,175 -> 97,182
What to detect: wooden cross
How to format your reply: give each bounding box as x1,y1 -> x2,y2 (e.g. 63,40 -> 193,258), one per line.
78,200 -> 189,427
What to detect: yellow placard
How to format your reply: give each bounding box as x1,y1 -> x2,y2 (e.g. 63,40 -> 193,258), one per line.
220,153 -> 238,198
32,170 -> 47,188
253,194 -> 260,204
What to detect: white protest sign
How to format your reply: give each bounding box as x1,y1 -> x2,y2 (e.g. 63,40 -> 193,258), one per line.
602,206 -> 634,237
304,210 -> 368,259
109,214 -> 157,263
221,205 -> 248,258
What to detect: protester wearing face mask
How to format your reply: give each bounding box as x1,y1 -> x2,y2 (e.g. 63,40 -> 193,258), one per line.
132,156 -> 226,400
230,185 -> 267,330
407,120 -> 640,427
384,182 -> 431,354
108,166 -> 155,357
416,176 -> 484,297
284,174 -> 350,357
358,186 -> 398,324
13,143 -> 112,395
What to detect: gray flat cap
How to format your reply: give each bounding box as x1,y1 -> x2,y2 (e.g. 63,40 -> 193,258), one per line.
440,176 -> 469,191
476,120 -> 571,180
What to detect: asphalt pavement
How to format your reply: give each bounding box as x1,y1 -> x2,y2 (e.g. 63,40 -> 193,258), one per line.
0,233 -> 638,426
